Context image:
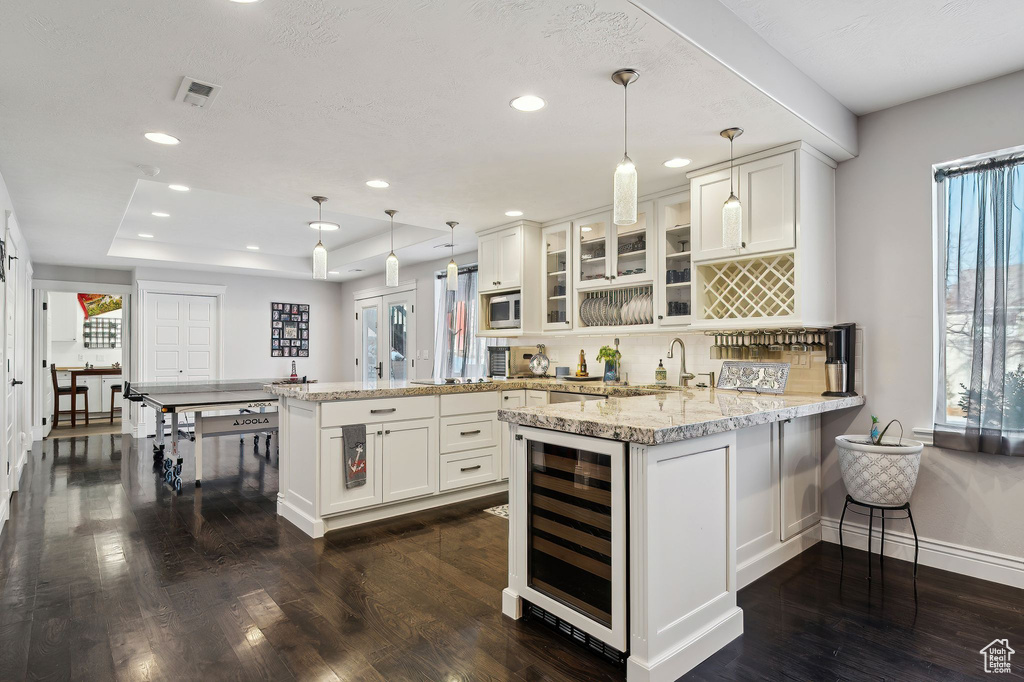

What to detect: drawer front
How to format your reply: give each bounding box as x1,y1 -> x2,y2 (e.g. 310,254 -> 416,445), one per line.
500,390 -> 526,408
440,414 -> 499,454
440,448 -> 498,491
525,390 -> 548,407
440,390 -> 500,416
322,396 -> 437,427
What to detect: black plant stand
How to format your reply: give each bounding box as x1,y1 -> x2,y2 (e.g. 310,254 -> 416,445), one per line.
839,494 -> 919,579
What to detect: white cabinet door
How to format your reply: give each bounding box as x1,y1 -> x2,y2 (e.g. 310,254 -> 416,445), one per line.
49,293 -> 79,342
735,424 -> 779,566
382,417 -> 437,503
81,376 -> 102,413
657,191 -> 693,326
497,226 -> 522,289
542,222 -> 572,331
779,414 -> 821,541
690,167 -> 734,261
610,201 -> 654,286
499,390 -> 526,480
477,232 -> 500,292
320,425 -> 383,515
739,152 -> 796,255
101,377 -> 122,414
574,211 -> 613,290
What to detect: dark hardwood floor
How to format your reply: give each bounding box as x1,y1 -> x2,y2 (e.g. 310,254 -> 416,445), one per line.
0,432 -> 1020,681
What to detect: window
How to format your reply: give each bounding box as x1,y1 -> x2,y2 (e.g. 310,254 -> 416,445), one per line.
432,265 -> 490,378
935,152 -> 1024,456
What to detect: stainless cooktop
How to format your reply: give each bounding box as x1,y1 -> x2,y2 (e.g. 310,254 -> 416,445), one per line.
409,377 -> 493,386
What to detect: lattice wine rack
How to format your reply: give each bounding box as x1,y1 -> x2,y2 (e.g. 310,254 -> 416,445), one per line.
698,253 -> 795,320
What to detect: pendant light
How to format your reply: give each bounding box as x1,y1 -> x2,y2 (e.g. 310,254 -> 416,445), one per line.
384,209 -> 399,287
612,69 -> 639,226
445,221 -> 458,291
720,128 -> 744,250
309,196 -> 334,280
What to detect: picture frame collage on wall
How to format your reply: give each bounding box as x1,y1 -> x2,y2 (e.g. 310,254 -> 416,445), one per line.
271,302 -> 310,357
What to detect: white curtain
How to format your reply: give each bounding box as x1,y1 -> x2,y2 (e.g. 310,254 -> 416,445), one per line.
432,267 -> 491,378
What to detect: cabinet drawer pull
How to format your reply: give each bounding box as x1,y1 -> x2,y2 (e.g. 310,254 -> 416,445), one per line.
370,408 -> 397,414
460,464 -> 482,472
503,396 -> 509,400
460,429 -> 481,437
385,429 -> 391,435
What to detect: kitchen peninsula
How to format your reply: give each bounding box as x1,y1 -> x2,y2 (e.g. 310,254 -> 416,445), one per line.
266,378 -> 666,538
498,388 -> 864,681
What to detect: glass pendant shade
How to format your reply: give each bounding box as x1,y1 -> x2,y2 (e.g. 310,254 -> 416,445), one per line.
385,251 -> 399,287
613,156 -> 638,226
312,241 -> 328,280
722,193 -> 742,250
446,258 -> 458,291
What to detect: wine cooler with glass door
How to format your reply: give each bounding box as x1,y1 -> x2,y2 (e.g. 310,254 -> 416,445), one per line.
509,426 -> 627,655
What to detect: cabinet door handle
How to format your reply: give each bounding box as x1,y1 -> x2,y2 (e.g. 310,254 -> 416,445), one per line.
503,396 -> 509,400
370,408 -> 396,414
377,430 -> 383,436
384,429 -> 391,435
460,429 -> 481,437
460,464 -> 482,472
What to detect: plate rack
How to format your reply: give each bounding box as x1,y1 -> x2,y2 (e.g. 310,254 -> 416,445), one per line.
578,284 -> 654,327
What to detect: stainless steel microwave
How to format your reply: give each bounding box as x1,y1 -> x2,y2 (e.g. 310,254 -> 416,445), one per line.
488,292 -> 521,329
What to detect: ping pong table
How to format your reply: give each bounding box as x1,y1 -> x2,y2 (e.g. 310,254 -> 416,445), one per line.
124,378 -> 307,491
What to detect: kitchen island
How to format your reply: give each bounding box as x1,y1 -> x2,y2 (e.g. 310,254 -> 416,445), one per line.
498,388 -> 864,682
266,378 -> 671,538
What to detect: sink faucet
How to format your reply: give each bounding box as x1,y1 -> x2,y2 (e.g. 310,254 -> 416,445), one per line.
666,338 -> 695,387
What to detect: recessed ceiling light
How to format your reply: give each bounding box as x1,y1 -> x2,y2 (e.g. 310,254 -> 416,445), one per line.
366,179 -> 389,189
144,132 -> 180,145
663,157 -> 692,168
151,211 -> 170,217
505,210 -> 523,217
138,233 -> 154,238
168,184 -> 190,192
309,221 -> 340,231
246,245 -> 260,250
510,95 -> 546,112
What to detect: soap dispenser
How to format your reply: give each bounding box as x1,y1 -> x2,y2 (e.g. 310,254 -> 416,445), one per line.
655,359 -> 667,386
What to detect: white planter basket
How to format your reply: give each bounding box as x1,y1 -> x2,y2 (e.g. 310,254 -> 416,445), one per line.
836,435 -> 924,507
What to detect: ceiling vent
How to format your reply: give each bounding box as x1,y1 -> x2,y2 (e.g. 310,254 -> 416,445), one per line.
175,77 -> 222,108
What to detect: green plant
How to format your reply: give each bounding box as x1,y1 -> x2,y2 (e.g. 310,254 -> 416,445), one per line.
958,363 -> 1024,430
596,346 -> 621,364
869,415 -> 904,445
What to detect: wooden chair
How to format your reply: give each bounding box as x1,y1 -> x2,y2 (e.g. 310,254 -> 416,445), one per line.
109,384 -> 122,424
51,364 -> 89,427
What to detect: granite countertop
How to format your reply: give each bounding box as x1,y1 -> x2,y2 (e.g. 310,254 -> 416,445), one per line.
265,377 -> 664,401
498,388 -> 866,445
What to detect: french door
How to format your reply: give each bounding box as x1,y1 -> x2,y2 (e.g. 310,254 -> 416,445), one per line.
355,290 -> 416,383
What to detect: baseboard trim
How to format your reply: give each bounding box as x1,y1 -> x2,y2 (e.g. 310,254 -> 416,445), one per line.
821,516 -> 1024,589
277,499 -> 325,538
627,607 -> 744,682
737,524 -> 821,589
0,501 -> 8,536
10,450 -> 27,492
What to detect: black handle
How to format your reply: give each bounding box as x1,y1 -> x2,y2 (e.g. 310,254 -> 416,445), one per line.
460,429 -> 481,437
376,362 -> 383,379
460,464 -> 482,472
370,408 -> 396,414
503,396 -> 509,400
384,429 -> 391,435
10,380 -> 22,386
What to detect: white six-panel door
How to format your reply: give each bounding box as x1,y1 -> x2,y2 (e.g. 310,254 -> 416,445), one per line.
145,293 -> 218,383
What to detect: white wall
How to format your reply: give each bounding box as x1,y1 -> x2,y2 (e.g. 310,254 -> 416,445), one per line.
48,292 -> 123,368
132,267 -> 347,382
823,69 -> 1024,567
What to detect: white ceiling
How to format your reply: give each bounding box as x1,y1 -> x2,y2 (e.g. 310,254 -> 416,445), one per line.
717,0 -> 1024,115
0,0 -> 850,280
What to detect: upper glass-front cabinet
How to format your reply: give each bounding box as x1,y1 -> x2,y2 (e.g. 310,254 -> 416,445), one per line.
656,191 -> 692,325
542,222 -> 572,331
573,202 -> 653,290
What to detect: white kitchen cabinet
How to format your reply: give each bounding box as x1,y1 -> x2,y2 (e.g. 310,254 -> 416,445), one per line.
382,417 -> 437,503
479,226 -> 522,292
81,376 -> 102,413
779,414 -> 821,541
690,151 -> 795,261
499,390 -> 525,480
50,294 -> 78,342
735,423 -> 779,567
320,425 -> 384,515
687,142 -> 836,328
656,190 -> 693,326
542,222 -> 572,331
101,376 -> 122,413
573,203 -> 654,290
